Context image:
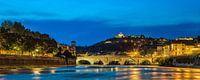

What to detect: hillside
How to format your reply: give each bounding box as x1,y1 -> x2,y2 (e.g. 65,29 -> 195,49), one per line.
77,33 -> 200,56
77,34 -> 169,55
0,20 -> 57,54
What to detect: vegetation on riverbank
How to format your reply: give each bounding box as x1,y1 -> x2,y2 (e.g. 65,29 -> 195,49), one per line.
159,53 -> 200,67
0,20 -> 58,54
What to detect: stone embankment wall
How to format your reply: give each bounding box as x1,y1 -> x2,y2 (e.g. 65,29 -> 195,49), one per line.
0,55 -> 70,65
0,50 -> 54,57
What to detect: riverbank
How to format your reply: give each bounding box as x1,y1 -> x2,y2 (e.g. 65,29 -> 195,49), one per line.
0,64 -> 199,70
0,54 -> 76,69
0,55 -> 67,65
162,64 -> 200,68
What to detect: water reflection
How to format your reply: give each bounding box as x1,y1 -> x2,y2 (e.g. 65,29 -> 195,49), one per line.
32,68 -> 42,75
0,65 -> 200,80
50,69 -> 56,74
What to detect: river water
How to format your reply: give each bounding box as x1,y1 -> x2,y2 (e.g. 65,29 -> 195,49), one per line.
0,65 -> 200,80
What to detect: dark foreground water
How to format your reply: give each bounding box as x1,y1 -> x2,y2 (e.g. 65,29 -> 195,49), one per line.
0,65 -> 200,80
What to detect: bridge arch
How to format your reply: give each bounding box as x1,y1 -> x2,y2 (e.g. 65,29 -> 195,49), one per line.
76,56 -> 159,65
140,60 -> 151,65
154,58 -> 161,63
78,60 -> 91,65
124,59 -> 136,65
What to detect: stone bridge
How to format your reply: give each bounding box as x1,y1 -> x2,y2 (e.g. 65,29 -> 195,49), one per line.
76,55 -> 161,65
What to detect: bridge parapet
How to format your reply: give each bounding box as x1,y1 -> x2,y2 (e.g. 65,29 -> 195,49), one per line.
77,55 -> 163,65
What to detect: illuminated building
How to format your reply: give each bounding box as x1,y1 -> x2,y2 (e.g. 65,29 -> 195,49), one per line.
56,41 -> 77,57
176,37 -> 193,41
171,43 -> 194,56
157,45 -> 171,56
116,32 -> 125,38
156,36 -> 200,57
157,43 -> 200,57
104,41 -> 112,44
126,51 -> 141,57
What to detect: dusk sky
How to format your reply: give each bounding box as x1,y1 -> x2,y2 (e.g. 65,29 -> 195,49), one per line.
0,0 -> 200,45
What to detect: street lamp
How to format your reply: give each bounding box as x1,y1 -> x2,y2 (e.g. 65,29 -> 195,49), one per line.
35,49 -> 39,52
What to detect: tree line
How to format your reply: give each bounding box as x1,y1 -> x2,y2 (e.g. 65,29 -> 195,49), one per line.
0,20 -> 58,54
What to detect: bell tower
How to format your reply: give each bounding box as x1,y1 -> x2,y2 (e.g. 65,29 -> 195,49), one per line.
71,41 -> 76,57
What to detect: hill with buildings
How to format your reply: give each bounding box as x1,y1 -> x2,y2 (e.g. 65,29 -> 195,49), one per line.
77,32 -> 200,57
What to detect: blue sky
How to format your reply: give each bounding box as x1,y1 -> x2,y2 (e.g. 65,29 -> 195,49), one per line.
0,0 -> 200,45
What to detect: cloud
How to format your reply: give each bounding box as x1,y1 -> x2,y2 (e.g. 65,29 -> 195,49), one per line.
1,0 -> 200,26
0,10 -> 57,17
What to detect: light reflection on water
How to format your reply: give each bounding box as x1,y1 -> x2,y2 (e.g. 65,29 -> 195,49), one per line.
0,65 -> 200,80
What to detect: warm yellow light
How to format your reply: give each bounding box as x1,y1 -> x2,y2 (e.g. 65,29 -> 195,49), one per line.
32,68 -> 42,75
50,70 -> 56,74
35,49 -> 39,52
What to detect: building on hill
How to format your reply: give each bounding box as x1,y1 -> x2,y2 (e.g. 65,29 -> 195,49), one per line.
156,37 -> 200,57
156,42 -> 200,57
171,43 -> 194,56
126,50 -> 141,57
115,32 -> 125,38
176,37 -> 193,41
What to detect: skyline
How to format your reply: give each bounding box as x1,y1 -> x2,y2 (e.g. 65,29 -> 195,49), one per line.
0,0 -> 200,45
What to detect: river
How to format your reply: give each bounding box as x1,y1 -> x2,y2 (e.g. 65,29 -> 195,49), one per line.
0,65 -> 200,80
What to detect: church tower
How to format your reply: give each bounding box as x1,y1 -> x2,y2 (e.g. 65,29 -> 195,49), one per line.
71,41 -> 76,57
116,32 -> 125,38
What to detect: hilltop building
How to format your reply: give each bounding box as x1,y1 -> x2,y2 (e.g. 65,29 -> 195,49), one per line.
115,32 -> 125,38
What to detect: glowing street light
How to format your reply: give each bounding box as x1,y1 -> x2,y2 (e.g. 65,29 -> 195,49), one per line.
35,49 -> 39,52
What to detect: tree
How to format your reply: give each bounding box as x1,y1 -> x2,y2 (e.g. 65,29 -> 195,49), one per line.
1,20 -> 13,33
34,31 -> 41,39
13,22 -> 25,34
0,20 -> 58,55
41,34 -> 50,40
0,27 -> 8,33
